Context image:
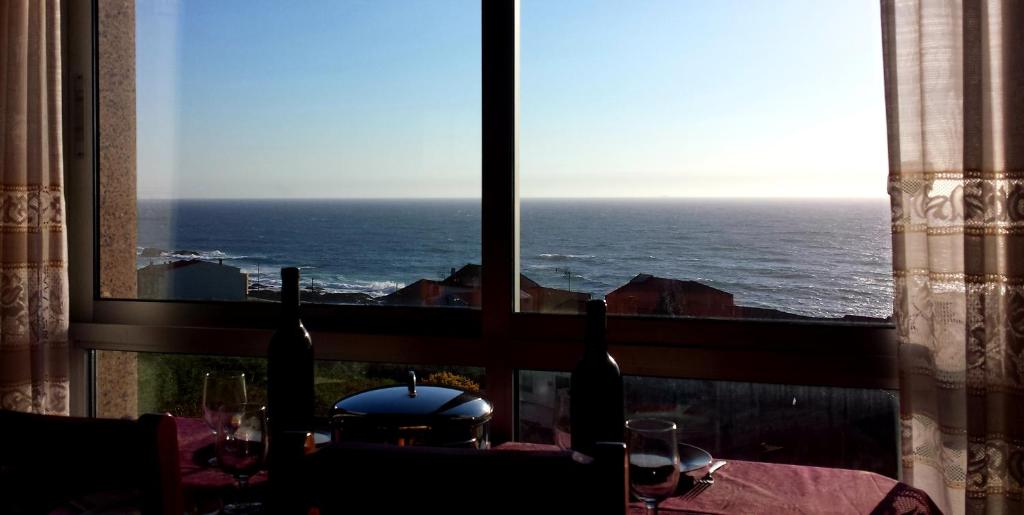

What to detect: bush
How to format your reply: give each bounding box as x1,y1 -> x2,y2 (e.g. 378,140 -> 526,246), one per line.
423,371 -> 480,393
137,354 -> 267,417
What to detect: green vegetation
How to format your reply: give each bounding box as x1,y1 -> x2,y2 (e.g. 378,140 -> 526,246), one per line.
137,353 -> 485,419
137,353 -> 267,417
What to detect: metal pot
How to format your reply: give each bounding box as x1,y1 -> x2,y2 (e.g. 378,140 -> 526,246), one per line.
329,371 -> 492,449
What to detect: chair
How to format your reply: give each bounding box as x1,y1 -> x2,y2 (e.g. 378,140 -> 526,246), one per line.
297,441 -> 628,514
0,411 -> 183,515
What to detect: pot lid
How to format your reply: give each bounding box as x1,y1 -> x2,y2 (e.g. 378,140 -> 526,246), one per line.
332,371 -> 492,422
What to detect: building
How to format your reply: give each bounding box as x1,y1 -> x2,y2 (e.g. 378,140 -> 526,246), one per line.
379,264 -> 589,313
519,275 -> 590,314
606,273 -> 737,317
137,259 -> 248,301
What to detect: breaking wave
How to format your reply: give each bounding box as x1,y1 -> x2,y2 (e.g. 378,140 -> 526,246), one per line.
537,253 -> 596,261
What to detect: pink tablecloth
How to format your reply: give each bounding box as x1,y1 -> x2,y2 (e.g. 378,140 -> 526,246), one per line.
497,442 -> 940,515
650,459 -> 936,515
174,419 -> 939,514
175,417 -> 266,510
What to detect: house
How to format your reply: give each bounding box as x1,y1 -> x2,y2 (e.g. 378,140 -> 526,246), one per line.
137,259 -> 249,301
519,275 -> 590,314
606,274 -> 736,317
379,264 -> 589,313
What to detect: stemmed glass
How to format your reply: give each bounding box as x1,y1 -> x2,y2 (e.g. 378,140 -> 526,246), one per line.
627,418 -> 681,515
202,371 -> 248,435
216,403 -> 268,514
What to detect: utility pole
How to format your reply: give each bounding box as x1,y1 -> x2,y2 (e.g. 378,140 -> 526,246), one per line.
555,267 -> 572,292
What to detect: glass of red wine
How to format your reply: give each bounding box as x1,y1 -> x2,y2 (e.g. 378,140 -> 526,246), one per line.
627,418 -> 681,515
216,403 -> 267,514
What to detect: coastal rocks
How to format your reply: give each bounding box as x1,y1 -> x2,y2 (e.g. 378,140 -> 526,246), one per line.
139,248 -> 202,258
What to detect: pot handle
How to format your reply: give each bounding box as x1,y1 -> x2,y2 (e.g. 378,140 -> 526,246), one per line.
407,370 -> 417,398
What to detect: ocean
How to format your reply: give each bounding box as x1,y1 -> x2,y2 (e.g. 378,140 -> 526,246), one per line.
136,198 -> 893,319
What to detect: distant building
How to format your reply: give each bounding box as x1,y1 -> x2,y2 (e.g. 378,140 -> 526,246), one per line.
137,259 -> 248,301
378,266 -> 478,308
443,264 -> 482,289
519,275 -> 590,314
378,278 -> 476,307
606,273 -> 736,317
379,264 -> 589,313
606,273 -> 830,320
380,267 -> 854,321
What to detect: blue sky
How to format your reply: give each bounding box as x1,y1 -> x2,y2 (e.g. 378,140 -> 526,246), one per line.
136,0 -> 887,199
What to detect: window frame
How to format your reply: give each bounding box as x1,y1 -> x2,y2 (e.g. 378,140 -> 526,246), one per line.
63,0 -> 897,440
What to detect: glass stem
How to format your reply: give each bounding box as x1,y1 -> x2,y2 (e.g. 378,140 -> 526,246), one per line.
644,501 -> 658,515
237,475 -> 250,491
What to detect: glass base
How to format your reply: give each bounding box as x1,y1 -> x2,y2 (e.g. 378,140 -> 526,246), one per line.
221,501 -> 263,514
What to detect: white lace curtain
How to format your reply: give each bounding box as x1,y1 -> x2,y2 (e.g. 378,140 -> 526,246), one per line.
883,0 -> 1024,513
0,0 -> 69,415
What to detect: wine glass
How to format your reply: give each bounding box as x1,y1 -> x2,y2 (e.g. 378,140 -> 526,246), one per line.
216,403 -> 267,514
552,387 -> 572,450
627,418 -> 681,515
202,371 -> 248,435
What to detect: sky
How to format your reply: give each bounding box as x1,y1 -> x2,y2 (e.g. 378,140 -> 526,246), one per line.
135,0 -> 888,199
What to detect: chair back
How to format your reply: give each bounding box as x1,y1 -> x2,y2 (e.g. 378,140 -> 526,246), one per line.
300,441 -> 627,514
0,411 -> 183,515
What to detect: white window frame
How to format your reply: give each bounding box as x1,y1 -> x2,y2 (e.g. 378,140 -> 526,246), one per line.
62,0 -> 897,441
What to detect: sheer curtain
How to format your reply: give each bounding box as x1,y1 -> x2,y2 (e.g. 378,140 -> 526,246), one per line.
0,0 -> 68,415
882,1 -> 1024,513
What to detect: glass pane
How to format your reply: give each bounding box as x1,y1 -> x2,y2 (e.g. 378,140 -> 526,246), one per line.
137,353 -> 267,418
96,350 -> 483,421
518,371 -> 899,477
312,362 -> 485,419
98,1 -> 481,304
518,1 -> 892,321
96,351 -> 266,420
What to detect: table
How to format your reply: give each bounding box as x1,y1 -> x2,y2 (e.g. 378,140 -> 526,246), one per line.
496,442 -> 940,515
634,459 -> 937,514
174,418 -> 939,514
176,417 -> 266,512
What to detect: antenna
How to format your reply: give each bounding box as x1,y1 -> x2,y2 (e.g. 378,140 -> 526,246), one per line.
554,267 -> 572,292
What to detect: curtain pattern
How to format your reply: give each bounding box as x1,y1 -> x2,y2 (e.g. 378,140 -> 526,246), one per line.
0,0 -> 68,415
882,0 -> 1024,513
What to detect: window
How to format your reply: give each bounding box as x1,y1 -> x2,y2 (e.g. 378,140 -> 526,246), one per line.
518,1 -> 891,321
67,0 -> 897,464
117,352 -> 482,420
519,371 -> 898,476
100,0 -> 482,307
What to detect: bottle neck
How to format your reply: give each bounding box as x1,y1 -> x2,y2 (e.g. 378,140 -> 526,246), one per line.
584,320 -> 608,356
583,299 -> 608,356
281,300 -> 299,324
281,274 -> 300,324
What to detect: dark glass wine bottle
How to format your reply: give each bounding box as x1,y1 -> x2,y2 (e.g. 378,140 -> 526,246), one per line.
267,267 -> 314,474
570,299 -> 625,456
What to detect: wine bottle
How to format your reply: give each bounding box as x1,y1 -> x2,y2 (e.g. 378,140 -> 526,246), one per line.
570,298 -> 625,456
267,267 -> 315,472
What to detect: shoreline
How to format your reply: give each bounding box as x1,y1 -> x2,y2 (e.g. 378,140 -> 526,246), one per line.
246,288 -> 377,305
